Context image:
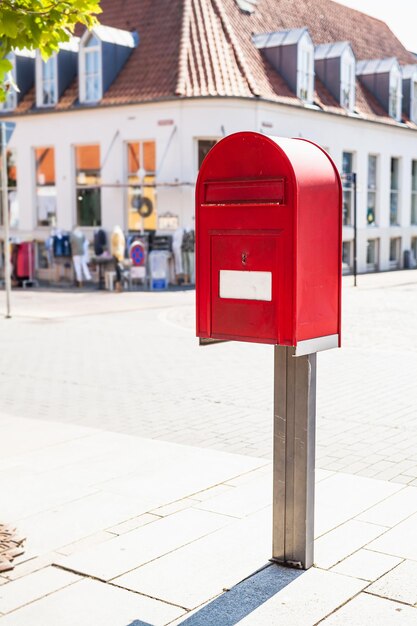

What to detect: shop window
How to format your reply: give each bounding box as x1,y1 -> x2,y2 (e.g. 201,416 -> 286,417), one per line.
411,237 -> 417,263
342,151 -> 354,226
390,157 -> 400,225
80,34 -> 102,103
36,54 -> 58,107
127,141 -> 156,231
389,237 -> 401,268
35,147 -> 57,226
75,144 -> 101,227
198,139 -> 217,170
342,241 -> 352,274
0,147 -> 18,228
367,155 -> 377,226
366,238 -> 379,271
411,160 -> 417,225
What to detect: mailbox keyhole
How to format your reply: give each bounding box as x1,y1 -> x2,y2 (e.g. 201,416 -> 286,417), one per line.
241,252 -> 247,266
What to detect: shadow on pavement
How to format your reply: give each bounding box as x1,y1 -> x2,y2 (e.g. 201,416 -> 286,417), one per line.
176,563 -> 303,626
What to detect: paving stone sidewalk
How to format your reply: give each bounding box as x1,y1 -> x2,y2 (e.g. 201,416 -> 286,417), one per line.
0,271 -> 417,485
1,414 -> 417,625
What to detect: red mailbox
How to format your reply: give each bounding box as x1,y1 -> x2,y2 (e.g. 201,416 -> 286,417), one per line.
196,131 -> 342,355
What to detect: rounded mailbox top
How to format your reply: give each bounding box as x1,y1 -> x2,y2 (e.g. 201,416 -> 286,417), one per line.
196,131 -> 341,199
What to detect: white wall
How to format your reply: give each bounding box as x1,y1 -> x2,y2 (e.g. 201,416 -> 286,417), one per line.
3,96 -> 417,273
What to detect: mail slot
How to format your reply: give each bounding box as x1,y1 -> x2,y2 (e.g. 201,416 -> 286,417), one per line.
195,131 -> 342,355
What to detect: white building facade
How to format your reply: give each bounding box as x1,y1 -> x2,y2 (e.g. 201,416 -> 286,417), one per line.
1,0 -> 417,276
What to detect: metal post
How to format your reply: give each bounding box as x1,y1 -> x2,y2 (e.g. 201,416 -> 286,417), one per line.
272,345 -> 317,569
353,172 -> 357,287
1,122 -> 12,318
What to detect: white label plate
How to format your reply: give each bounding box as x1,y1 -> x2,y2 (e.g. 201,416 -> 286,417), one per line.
219,270 -> 272,301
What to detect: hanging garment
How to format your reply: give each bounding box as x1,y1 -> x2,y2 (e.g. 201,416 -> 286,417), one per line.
172,228 -> 184,275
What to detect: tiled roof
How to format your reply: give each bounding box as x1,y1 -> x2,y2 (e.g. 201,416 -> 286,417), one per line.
9,0 -> 417,127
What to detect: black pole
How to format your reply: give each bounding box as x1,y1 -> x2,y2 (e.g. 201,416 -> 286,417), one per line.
353,172 -> 357,287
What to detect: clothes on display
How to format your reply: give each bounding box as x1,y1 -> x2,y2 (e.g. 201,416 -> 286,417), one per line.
172,228 -> 184,277
70,227 -> 91,284
94,229 -> 108,256
181,229 -> 195,284
111,226 -> 126,289
53,233 -> 72,258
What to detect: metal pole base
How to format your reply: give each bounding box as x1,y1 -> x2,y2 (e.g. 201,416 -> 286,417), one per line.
272,346 -> 317,570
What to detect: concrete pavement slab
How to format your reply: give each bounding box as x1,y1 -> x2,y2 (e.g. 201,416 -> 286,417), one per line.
195,473 -> 271,518
55,508 -> 233,581
331,549 -> 402,582
0,567 -> 79,614
314,473 -> 402,537
367,512 -> 417,560
314,520 -> 388,569
225,568 -> 366,626
321,592 -> 417,625
367,560 -> 417,605
0,578 -> 185,626
114,508 -> 272,610
356,485 -> 417,527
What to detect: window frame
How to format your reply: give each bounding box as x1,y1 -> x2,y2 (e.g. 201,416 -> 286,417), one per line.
125,139 -> 157,231
297,32 -> 314,104
366,238 -> 379,272
389,237 -> 401,268
0,53 -> 17,112
74,143 -> 102,227
34,146 -> 58,227
340,47 -> 356,112
0,147 -> 18,228
36,52 -> 58,108
367,154 -> 378,226
79,33 -> 102,104
412,160 -> 417,225
390,157 -> 400,226
389,65 -> 402,121
341,151 -> 354,226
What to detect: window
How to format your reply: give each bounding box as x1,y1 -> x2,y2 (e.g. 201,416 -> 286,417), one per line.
80,34 -> 101,103
36,54 -> 58,107
389,237 -> 401,268
0,147 -> 18,228
390,157 -> 400,225
389,65 -> 402,121
366,239 -> 379,271
127,141 -> 156,230
198,139 -> 217,170
342,151 -> 354,226
411,237 -> 417,264
340,48 -> 355,112
412,161 -> 417,225
75,144 -> 101,226
297,33 -> 314,103
367,155 -> 378,226
35,147 -> 57,227
342,241 -> 352,274
412,81 -> 417,124
0,55 -> 17,111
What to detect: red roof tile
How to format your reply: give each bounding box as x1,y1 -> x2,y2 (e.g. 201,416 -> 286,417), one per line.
9,0 -> 417,128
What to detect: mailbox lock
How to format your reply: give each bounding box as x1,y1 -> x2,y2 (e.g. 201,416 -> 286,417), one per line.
241,252 -> 247,265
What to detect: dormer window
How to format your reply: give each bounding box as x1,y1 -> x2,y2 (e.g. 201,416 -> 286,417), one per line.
389,65 -> 402,121
314,42 -> 356,112
0,56 -> 17,111
340,47 -> 355,111
253,28 -> 314,104
36,54 -> 58,107
80,34 -> 102,103
297,32 -> 314,102
357,58 -> 402,122
78,26 -> 138,105
401,65 -> 417,124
